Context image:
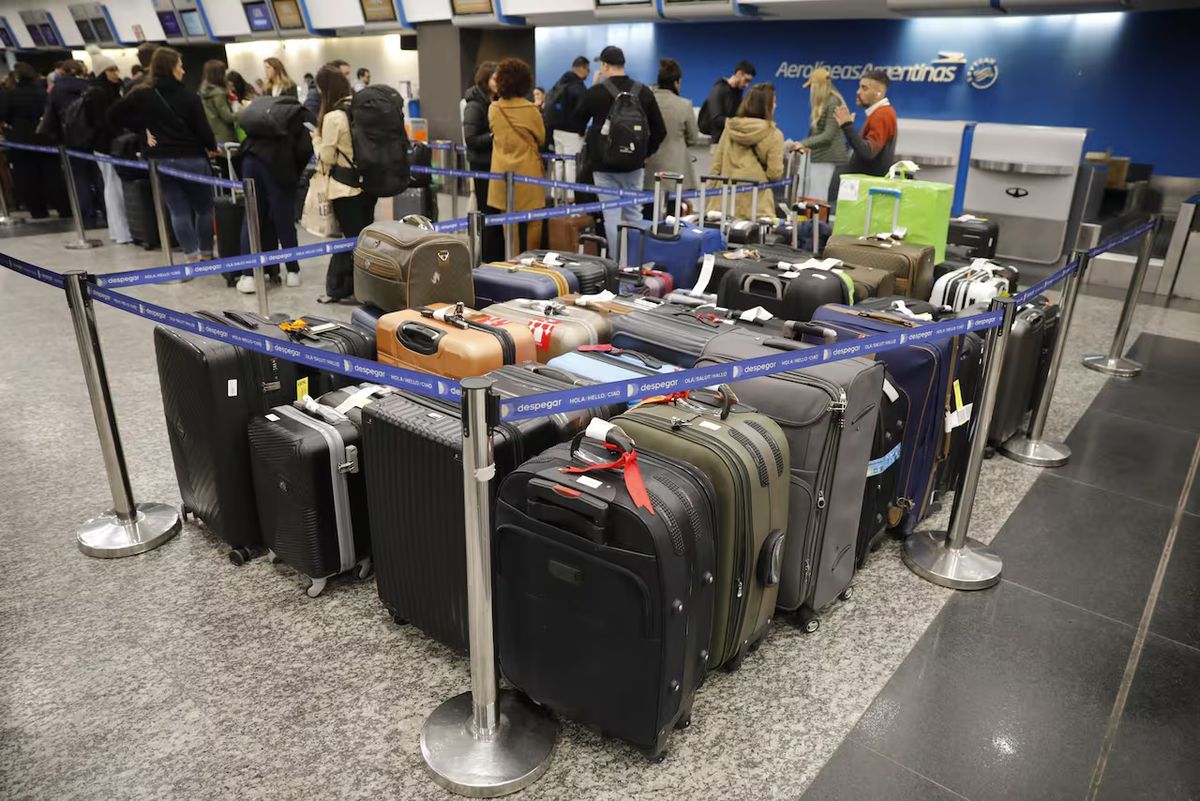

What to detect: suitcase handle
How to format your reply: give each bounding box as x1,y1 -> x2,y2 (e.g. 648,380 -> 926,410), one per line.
740,273 -> 784,301
396,321 -> 445,355
400,214 -> 435,231
780,320 -> 838,345
527,477 -> 611,544
758,528 -> 785,587
525,364 -> 584,386
222,310 -> 261,330
578,233 -> 608,259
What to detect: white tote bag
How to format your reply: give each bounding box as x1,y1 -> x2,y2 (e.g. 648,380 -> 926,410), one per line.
301,172 -> 340,237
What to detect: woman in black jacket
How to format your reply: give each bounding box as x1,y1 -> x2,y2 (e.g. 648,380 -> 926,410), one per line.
232,95 -> 316,293
462,61 -> 503,262
109,47 -> 219,263
84,52 -> 132,244
0,62 -> 69,219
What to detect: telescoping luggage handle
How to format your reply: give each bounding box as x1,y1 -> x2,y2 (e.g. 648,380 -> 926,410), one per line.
699,174 -> 733,235
864,187 -> 903,238
651,171 -> 685,239
786,148 -> 810,207
792,200 -> 831,251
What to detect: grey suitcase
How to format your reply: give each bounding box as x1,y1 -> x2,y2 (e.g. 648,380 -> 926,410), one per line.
695,322 -> 884,629
476,298 -> 610,362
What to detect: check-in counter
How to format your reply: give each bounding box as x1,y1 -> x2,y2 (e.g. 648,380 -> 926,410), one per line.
963,123 -> 1088,264
1158,193 -> 1200,300
895,119 -> 970,199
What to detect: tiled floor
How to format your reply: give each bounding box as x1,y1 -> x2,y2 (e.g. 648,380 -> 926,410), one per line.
803,333 -> 1200,801
2,217 -> 1199,800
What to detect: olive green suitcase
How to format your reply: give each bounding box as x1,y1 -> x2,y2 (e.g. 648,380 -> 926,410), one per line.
613,396 -> 789,670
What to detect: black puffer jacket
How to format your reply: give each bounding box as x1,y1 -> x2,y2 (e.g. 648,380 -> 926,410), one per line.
42,75 -> 91,142
83,76 -> 124,153
462,84 -> 493,169
238,98 -> 316,190
0,81 -> 52,143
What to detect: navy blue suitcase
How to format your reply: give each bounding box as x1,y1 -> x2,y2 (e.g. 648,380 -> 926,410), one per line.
619,173 -> 725,291
472,263 -> 579,307
809,304 -> 959,535
351,304 -> 386,337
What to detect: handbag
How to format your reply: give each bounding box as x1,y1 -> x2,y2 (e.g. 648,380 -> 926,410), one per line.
301,171 -> 340,238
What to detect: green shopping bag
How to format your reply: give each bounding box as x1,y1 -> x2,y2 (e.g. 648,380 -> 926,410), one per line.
832,161 -> 954,264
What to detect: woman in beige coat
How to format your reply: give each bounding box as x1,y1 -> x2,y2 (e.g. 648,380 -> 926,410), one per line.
707,82 -> 785,221
487,58 -> 545,253
643,58 -> 700,193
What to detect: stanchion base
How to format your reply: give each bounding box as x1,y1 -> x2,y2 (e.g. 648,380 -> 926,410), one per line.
999,435 -> 1071,468
64,239 -> 104,251
0,216 -> 25,227
902,530 -> 1003,591
76,502 -> 181,559
1081,355 -> 1142,378
421,690 -> 556,798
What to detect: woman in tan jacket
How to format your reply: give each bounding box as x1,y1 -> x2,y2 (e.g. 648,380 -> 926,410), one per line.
708,82 -> 785,222
487,58 -> 545,254
312,64 -> 372,302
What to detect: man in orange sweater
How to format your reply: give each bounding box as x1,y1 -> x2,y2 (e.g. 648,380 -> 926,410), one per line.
834,68 -> 898,177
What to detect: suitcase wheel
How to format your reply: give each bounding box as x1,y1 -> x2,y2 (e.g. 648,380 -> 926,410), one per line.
306,577 -> 328,598
390,613 -> 409,627
674,715 -> 691,731
356,556 -> 373,580
267,549 -> 281,564
228,546 -> 252,566
180,503 -> 192,522
797,608 -> 821,634
839,586 -> 854,603
724,642 -> 750,672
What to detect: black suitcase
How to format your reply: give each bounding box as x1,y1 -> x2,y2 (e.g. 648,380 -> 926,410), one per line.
948,217 -> 1000,260
935,328 -> 983,501
155,310 -> 302,557
393,185 -> 437,222
484,362 -> 619,437
516,249 -> 619,295
718,266 -> 849,322
214,195 -> 244,259
702,243 -> 812,298
362,391 -> 561,651
496,434 -> 716,758
247,384 -> 387,596
1026,295 -> 1061,419
858,369 -> 908,567
278,315 -> 376,397
987,300 -> 1052,448
123,178 -> 174,251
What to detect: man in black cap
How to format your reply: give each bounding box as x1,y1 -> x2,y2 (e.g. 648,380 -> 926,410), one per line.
573,45 -> 666,257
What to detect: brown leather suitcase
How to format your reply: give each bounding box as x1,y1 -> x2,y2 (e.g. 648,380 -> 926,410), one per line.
836,262 -> 896,301
823,235 -> 935,300
376,302 -> 536,379
546,212 -> 595,253
354,221 -> 474,312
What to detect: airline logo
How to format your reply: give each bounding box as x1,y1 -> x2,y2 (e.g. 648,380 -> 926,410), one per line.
774,51 -> 987,85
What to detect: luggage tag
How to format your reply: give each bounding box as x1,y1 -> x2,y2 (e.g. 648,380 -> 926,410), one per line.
944,379 -> 973,432
573,290 -> 617,306
890,301 -> 933,322
562,420 -> 654,514
690,254 -> 717,296
542,252 -> 563,266
738,306 -> 774,323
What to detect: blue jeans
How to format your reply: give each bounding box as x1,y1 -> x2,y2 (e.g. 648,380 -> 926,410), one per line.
239,154 -> 299,275
593,168 -> 645,262
158,157 -> 215,260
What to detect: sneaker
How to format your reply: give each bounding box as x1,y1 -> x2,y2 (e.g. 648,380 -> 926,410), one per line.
285,272 -> 301,288
236,275 -> 257,294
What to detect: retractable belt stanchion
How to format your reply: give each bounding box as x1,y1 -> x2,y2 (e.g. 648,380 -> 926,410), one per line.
147,160 -> 174,268
63,270 -> 181,558
449,143 -> 461,222
503,171 -> 516,261
1082,216 -> 1160,378
0,161 -> 24,227
467,210 -> 484,268
1000,223 -> 1102,468
242,178 -> 270,318
903,296 -> 1016,590
421,377 -> 557,797
60,147 -> 102,250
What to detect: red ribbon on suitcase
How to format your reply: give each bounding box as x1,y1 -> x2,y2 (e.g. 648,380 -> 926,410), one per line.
561,445 -> 655,516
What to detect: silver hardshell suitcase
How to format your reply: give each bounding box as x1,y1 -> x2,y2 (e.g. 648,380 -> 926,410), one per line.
476,298 -> 610,361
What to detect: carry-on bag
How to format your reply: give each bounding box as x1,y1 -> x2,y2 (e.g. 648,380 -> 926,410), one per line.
376,302 -> 536,378
810,304 -> 959,535
725,178 -> 774,247
858,368 -> 908,567
362,390 -> 562,651
247,384 -> 388,596
392,185 -> 438,222
1026,295 -> 1061,421
930,261 -> 1012,313
832,163 -> 955,264
473,262 -> 578,307
351,304 -> 386,336
609,305 -> 732,368
123,178 -> 176,251
612,394 -> 790,670
622,173 -> 725,289
477,298 -> 610,362
695,324 -> 883,626
987,300 -> 1051,448
935,252 -> 1020,293
516,248 -> 618,295
275,314 -> 377,397
214,145 -> 244,261
947,215 -> 1000,260
824,187 -> 937,300
617,265 -> 674,298
495,427 -> 716,758
717,265 -> 850,323
155,309 -> 301,556
353,220 -> 473,312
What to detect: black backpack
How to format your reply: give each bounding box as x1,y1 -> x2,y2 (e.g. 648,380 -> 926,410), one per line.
542,75 -> 572,132
238,95 -> 301,138
61,94 -> 96,151
598,80 -> 649,173
340,85 -> 411,197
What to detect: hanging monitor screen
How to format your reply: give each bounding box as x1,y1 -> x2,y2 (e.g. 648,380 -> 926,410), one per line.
271,0 -> 304,29
157,10 -> 182,36
180,9 -> 205,36
27,24 -> 44,46
596,0 -> 652,5
0,27 -> 13,48
76,18 -> 97,43
360,0 -> 396,22
243,2 -> 274,31
39,24 -> 58,46
92,16 -> 113,41
451,0 -> 492,14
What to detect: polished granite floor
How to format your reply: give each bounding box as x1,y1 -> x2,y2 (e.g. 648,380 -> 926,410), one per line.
1,219 -> 1199,800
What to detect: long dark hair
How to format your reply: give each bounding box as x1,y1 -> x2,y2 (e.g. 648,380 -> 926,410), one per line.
140,46 -> 181,91
227,71 -> 250,102
316,64 -> 352,127
202,60 -> 227,88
